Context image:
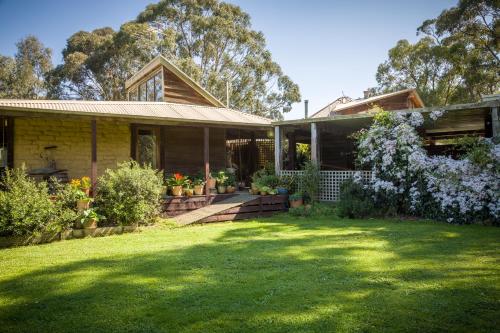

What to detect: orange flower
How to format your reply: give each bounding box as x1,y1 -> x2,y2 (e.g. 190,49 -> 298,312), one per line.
174,173 -> 183,181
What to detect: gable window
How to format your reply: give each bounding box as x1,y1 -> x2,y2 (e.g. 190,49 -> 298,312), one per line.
127,70 -> 163,102
154,72 -> 163,101
129,89 -> 138,101
147,78 -> 155,101
139,82 -> 147,101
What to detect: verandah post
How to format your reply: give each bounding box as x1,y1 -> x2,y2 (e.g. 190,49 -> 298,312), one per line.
204,127 -> 210,198
311,122 -> 318,165
91,119 -> 97,197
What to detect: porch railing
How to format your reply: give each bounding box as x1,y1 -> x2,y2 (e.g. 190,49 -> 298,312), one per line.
279,170 -> 372,202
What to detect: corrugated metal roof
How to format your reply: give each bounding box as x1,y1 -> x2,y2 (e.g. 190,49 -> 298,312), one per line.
311,89 -> 423,118
0,99 -> 271,126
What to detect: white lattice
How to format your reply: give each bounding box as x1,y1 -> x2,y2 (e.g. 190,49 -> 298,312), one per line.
279,170 -> 372,202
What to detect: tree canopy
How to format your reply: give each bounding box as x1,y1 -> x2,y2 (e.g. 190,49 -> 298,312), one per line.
376,0 -> 499,106
0,36 -> 53,99
50,0 -> 300,119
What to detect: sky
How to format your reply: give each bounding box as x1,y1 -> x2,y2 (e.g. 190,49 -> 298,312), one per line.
0,0 -> 457,120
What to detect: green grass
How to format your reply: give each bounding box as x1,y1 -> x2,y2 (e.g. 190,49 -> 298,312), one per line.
0,215 -> 499,333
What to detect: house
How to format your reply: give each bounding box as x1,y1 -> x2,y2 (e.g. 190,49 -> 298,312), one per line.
0,55 -> 273,190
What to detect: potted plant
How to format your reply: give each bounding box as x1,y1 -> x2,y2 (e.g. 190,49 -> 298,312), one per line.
226,172 -> 236,193
75,190 -> 92,212
268,188 -> 278,195
80,176 -> 91,196
183,179 -> 194,197
206,172 -> 216,190
216,170 -> 228,194
167,173 -> 187,196
259,185 -> 270,196
80,208 -> 105,229
289,192 -> 303,208
193,177 -> 205,195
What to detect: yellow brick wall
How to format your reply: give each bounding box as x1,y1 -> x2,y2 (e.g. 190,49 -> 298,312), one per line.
14,118 -> 131,179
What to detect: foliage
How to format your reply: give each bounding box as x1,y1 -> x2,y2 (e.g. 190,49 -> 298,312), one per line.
288,203 -> 336,218
166,173 -> 188,187
300,161 -> 320,203
95,161 -> 163,225
80,208 -> 106,226
225,172 -> 236,186
376,0 -> 499,105
215,170 -> 229,186
80,176 -> 91,190
456,135 -> 499,171
0,36 -> 53,99
277,174 -> 295,191
289,192 -> 303,201
336,179 -> 376,219
0,168 -> 55,236
192,176 -> 205,186
352,108 -> 499,224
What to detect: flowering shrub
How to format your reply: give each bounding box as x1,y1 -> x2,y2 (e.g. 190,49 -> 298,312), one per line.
167,173 -> 188,187
353,108 -> 499,224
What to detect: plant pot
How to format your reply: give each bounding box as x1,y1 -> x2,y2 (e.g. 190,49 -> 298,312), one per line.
83,188 -> 91,197
290,198 -> 303,208
217,185 -> 227,194
77,199 -> 91,212
277,187 -> 288,195
82,218 -> 97,229
207,178 -> 216,189
172,185 -> 183,197
184,188 -> 194,197
226,185 -> 236,193
260,191 -> 268,196
194,185 -> 204,195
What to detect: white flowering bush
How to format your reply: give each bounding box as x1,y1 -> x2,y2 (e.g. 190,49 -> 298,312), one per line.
352,108 -> 499,224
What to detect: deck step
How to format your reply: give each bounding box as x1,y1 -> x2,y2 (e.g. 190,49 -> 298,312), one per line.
174,193 -> 258,226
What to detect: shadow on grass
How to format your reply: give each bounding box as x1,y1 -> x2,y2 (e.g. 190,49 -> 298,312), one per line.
0,217 -> 498,332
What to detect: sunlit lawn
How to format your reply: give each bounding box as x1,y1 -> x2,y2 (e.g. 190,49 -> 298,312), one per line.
0,215 -> 499,332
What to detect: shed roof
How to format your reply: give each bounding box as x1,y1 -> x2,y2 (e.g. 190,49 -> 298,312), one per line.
0,99 -> 271,127
310,89 -> 424,118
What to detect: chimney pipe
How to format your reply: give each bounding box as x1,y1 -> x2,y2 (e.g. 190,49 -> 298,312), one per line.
304,99 -> 309,118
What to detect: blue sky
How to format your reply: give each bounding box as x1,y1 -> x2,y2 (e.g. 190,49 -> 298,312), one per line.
0,0 -> 456,119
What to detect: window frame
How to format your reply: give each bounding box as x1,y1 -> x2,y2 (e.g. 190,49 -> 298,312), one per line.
132,125 -> 161,169
127,69 -> 164,102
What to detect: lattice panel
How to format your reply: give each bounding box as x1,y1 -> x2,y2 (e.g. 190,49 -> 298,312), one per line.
279,170 -> 372,202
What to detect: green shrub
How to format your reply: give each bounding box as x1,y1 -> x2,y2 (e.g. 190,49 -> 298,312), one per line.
95,161 -> 163,225
289,203 -> 336,218
0,168 -> 56,236
337,179 -> 375,219
301,161 -> 320,203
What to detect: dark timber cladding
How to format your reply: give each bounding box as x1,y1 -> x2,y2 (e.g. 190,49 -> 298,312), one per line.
163,67 -> 214,106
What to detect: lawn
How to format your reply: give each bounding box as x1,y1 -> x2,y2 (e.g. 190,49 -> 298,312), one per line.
0,215 -> 499,333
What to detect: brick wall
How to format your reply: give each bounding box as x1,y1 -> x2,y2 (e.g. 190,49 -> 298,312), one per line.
14,118 -> 131,179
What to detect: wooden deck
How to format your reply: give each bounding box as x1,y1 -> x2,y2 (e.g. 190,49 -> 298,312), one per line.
173,193 -> 288,226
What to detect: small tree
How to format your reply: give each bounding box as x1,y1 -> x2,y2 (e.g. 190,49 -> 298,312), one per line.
301,161 -> 321,203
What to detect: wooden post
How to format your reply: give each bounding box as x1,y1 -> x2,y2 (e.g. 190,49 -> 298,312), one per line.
91,119 -> 97,196
204,127 -> 210,198
288,131 -> 296,170
311,122 -> 318,165
492,107 -> 499,138
274,126 -> 281,175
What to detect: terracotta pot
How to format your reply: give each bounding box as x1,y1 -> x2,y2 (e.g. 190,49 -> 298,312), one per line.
260,191 -> 268,196
226,185 -> 236,193
217,185 -> 227,194
77,199 -> 91,212
184,188 -> 194,197
290,198 -> 303,208
194,185 -> 204,195
207,178 -> 216,189
172,185 -> 183,196
82,218 -> 97,229
83,188 -> 91,197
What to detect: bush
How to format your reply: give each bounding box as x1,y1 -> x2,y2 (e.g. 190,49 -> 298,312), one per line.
0,168 -> 56,236
336,179 -> 375,219
95,161 -> 163,225
289,203 -> 336,218
301,161 -> 320,203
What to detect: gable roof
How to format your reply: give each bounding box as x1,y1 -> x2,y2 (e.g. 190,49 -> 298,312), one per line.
125,55 -> 226,108
0,99 -> 271,127
310,89 -> 424,118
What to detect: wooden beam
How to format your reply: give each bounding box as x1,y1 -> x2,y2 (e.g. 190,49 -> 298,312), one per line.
91,119 -> 97,196
311,122 -> 318,164
274,126 -> 281,174
492,107 -> 499,138
204,127 -> 210,197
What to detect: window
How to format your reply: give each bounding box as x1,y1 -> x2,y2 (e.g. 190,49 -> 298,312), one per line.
147,78 -> 155,101
129,89 -> 138,101
0,117 -> 13,172
154,72 -> 163,101
135,128 -> 159,168
139,82 -> 147,101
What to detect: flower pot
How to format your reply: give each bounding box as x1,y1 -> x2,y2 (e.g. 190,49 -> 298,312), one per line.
260,191 -> 268,196
194,185 -> 204,195
77,199 -> 91,212
172,185 -> 183,196
226,185 -> 236,193
83,188 -> 91,197
207,178 -> 216,189
82,218 -> 97,229
217,185 -> 227,194
184,188 -> 194,197
290,198 -> 303,208
277,187 -> 288,195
